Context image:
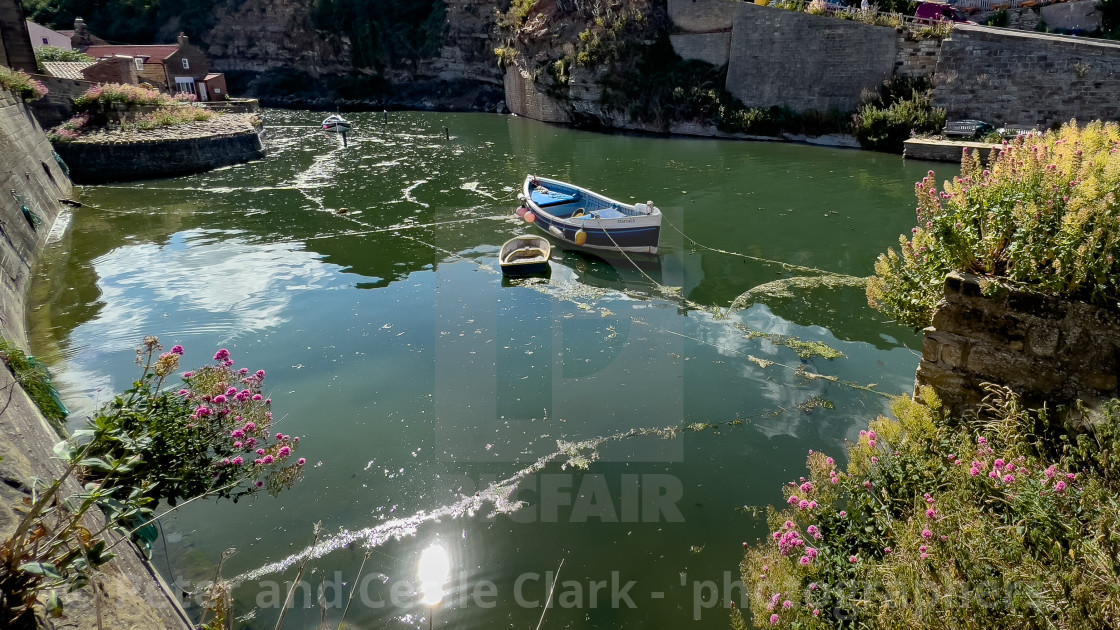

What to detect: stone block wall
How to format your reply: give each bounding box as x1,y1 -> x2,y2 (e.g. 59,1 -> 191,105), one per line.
504,65 -> 571,123
667,0 -> 740,32
55,128 -> 265,183
726,3 -> 898,113
670,32 -> 733,67
916,272 -> 1120,416
1,88 -> 192,629
1040,0 -> 1101,32
895,32 -> 942,78
933,25 -> 1120,128
28,75 -> 90,131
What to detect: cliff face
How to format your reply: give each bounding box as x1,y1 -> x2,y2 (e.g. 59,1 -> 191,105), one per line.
200,0 -> 505,108
205,0 -> 351,75
417,0 -> 505,86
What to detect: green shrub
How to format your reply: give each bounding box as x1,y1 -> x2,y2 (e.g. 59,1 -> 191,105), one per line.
740,388 -> 1120,629
34,45 -> 93,64
0,339 -> 68,429
82,337 -> 304,506
853,76 -> 945,153
868,120 -> 1120,328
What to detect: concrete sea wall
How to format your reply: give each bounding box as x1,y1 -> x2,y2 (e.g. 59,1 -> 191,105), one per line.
0,88 -> 192,629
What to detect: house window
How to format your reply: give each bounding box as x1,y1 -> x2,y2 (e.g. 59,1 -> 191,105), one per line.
182,58 -> 190,70
174,77 -> 197,96
134,58 -> 144,70
42,37 -> 48,45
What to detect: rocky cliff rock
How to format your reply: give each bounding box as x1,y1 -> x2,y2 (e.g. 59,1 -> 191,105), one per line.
205,0 -> 351,74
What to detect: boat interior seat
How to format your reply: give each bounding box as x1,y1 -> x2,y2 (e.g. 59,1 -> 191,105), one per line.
507,248 -> 547,262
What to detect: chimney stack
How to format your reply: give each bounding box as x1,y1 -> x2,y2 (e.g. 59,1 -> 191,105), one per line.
177,32 -> 189,47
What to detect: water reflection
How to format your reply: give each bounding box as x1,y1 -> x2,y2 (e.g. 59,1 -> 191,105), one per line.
28,109 -> 946,630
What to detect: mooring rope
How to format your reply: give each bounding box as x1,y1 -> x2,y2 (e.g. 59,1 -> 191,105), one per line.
661,213 -> 863,279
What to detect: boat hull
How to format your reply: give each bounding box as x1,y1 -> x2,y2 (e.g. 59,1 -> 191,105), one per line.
520,176 -> 661,255
499,235 -> 552,277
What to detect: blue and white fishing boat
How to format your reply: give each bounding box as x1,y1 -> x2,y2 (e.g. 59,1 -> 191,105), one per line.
518,175 -> 661,254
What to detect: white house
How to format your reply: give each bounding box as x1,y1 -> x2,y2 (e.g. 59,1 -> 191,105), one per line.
26,20 -> 72,50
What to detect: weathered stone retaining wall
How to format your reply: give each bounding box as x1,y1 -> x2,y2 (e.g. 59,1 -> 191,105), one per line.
933,25 -> 1120,128
726,3 -> 899,113
56,126 -> 265,184
916,272 -> 1120,416
27,75 -> 91,129
0,88 -> 192,629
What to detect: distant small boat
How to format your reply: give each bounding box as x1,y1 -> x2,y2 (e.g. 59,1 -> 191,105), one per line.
518,175 -> 661,254
322,114 -> 351,133
499,235 -> 551,276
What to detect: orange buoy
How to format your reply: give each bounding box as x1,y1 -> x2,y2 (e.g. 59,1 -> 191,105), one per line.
574,228 -> 587,246
516,205 -> 528,218
524,211 -> 536,223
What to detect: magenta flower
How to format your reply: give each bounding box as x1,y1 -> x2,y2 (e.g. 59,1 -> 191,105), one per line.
849,555 -> 858,564
170,345 -> 185,355
256,448 -> 265,455
926,509 -> 937,519
799,499 -> 810,510
232,456 -> 244,465
214,348 -> 231,361
1055,480 -> 1067,492
298,458 -> 306,466
839,511 -> 847,517
1045,465 -> 1057,479
256,369 -> 266,379
178,389 -> 190,396
800,482 -> 813,493
808,500 -> 818,510
253,394 -> 263,401
806,547 -> 819,559
826,457 -> 835,465
970,467 -> 980,476
922,529 -> 933,539
782,600 -> 792,609
788,495 -> 800,505
183,371 -> 193,378
213,395 -> 227,404
278,446 -> 292,458
884,547 -> 892,554
994,458 -> 1005,469
244,422 -> 257,432
799,556 -> 810,565
871,456 -> 879,464
770,614 -> 779,625
978,436 -> 988,445
1003,474 -> 1015,483
239,367 -> 250,375
263,455 -> 274,464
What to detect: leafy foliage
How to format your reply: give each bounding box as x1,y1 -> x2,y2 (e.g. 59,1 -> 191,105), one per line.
853,76 -> 945,153
0,337 -> 304,624
34,46 -> 93,65
0,340 -> 67,429
868,120 -> 1120,328
741,387 -> 1120,629
24,0 -> 220,46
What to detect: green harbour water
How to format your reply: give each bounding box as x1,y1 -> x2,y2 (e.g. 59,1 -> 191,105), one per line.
29,109 -> 952,629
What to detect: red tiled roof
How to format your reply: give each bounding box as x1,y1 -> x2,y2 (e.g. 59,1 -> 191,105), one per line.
85,45 -> 178,62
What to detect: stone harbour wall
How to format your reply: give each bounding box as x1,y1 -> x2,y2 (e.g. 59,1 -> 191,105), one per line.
916,272 -> 1120,416
0,88 -> 192,629
56,119 -> 265,184
933,25 -> 1120,128
725,3 -> 899,114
